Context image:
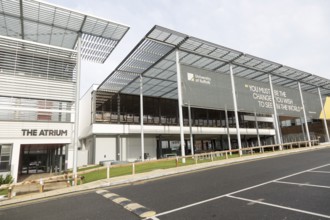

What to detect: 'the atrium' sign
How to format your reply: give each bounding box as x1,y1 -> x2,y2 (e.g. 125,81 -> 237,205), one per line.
22,129 -> 68,136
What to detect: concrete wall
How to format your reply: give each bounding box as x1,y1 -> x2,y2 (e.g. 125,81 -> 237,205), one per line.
85,137 -> 94,164
95,137 -> 116,164
0,121 -> 72,182
79,85 -> 98,139
77,150 -> 88,167
124,136 -> 157,162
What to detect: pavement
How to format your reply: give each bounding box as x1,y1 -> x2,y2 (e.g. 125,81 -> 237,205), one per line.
1,144 -> 329,208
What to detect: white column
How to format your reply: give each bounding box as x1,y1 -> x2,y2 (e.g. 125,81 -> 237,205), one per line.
140,74 -> 145,161
298,82 -> 311,146
318,87 -> 330,142
73,33 -> 82,182
225,108 -> 232,155
269,74 -> 282,149
176,50 -> 186,163
300,117 -> 306,141
255,112 -> 261,147
188,103 -> 194,155
229,65 -> 242,156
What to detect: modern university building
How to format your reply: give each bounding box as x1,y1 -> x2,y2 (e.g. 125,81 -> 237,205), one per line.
0,0 -> 129,182
79,26 -> 330,164
1,1 -> 330,182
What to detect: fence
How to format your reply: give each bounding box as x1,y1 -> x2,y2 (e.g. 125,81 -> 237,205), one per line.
0,139 -> 319,199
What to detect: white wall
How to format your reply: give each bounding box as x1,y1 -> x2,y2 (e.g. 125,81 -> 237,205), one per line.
77,150 -> 88,167
79,85 -> 98,138
92,124 -> 275,136
85,137 -> 94,164
0,121 -> 72,182
95,137 -> 116,164
124,136 -> 157,162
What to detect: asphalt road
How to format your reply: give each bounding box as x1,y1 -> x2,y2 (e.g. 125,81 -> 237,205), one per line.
1,148 -> 330,220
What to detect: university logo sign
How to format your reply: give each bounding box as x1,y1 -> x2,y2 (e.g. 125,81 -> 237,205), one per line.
187,72 -> 211,85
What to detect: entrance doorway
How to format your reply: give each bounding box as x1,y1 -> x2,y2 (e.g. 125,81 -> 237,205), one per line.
19,144 -> 66,176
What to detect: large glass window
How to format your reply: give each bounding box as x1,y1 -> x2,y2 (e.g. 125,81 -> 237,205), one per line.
0,145 -> 12,172
0,96 -> 72,122
94,92 -> 274,129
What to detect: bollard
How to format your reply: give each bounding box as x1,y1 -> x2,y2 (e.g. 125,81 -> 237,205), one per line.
132,163 -> 135,175
176,157 -> 179,167
225,152 -> 228,159
39,178 -> 44,193
7,185 -> 13,199
195,156 -> 197,165
211,153 -> 214,162
66,177 -> 70,187
107,164 -> 110,179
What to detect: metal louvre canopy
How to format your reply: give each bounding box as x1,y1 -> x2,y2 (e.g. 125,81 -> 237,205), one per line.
98,25 -> 330,100
0,0 -> 129,63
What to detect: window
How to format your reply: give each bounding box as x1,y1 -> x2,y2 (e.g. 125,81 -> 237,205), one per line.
0,145 -> 12,171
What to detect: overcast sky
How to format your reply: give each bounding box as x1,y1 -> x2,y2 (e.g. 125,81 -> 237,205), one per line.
46,0 -> 330,96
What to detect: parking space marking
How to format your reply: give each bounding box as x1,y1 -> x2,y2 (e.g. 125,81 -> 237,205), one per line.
275,180 -> 330,189
227,195 -> 330,219
309,170 -> 330,174
153,163 -> 330,218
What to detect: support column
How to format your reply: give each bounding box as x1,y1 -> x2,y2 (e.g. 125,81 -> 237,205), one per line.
254,112 -> 261,147
140,74 -> 145,161
64,144 -> 69,170
91,91 -> 97,123
73,32 -> 82,183
229,65 -> 242,155
298,82 -> 311,146
117,94 -> 121,124
188,103 -> 194,155
59,146 -> 63,173
225,108 -> 232,155
176,50 -> 186,163
300,117 -> 306,141
269,74 -> 282,150
116,135 -> 121,161
318,87 -> 330,142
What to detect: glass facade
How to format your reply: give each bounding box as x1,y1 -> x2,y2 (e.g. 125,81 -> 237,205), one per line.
94,91 -> 274,129
0,145 -> 12,172
0,96 -> 73,122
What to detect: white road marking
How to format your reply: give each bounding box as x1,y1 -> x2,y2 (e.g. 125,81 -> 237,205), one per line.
145,217 -> 160,220
308,170 -> 330,174
96,189 -> 108,194
275,180 -> 330,189
154,163 -> 330,217
96,189 -> 157,218
227,195 -> 330,219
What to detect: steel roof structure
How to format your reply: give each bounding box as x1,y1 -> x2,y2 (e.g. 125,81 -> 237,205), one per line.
98,25 -> 330,100
0,0 -> 129,63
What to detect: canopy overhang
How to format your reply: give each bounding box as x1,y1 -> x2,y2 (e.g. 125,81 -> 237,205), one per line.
98,25 -> 330,100
0,0 -> 129,63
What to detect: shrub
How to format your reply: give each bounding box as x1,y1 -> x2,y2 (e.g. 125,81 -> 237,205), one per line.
0,174 -> 14,186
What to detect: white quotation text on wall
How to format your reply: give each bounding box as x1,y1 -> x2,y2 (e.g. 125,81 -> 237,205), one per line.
245,84 -> 302,112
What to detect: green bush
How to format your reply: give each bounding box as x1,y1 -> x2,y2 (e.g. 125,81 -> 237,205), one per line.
0,174 -> 14,186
